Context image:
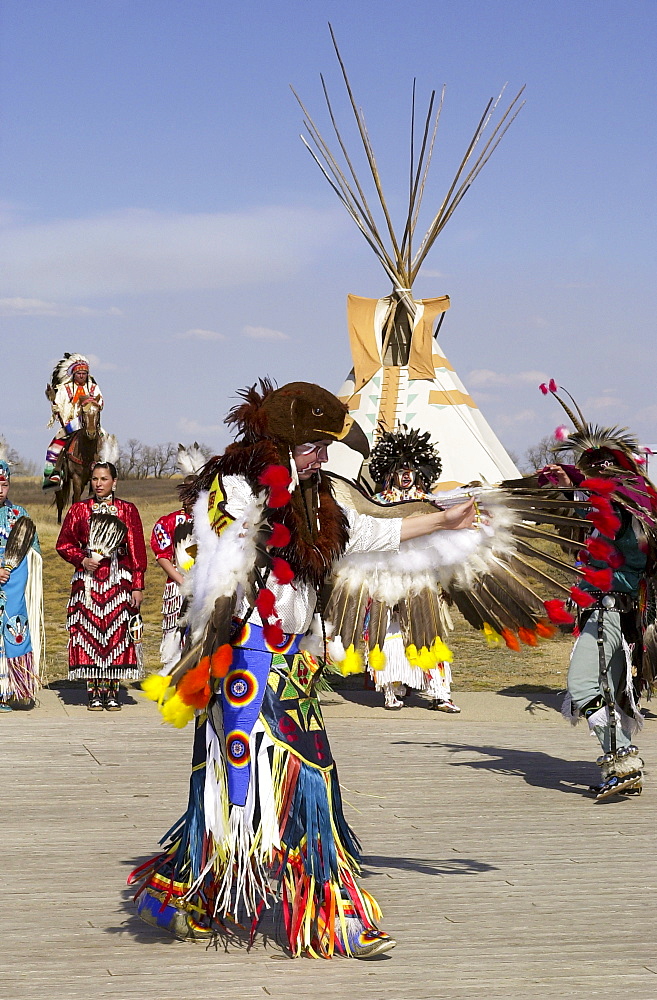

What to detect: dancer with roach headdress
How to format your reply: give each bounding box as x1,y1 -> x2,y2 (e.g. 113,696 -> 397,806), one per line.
533,380 -> 657,799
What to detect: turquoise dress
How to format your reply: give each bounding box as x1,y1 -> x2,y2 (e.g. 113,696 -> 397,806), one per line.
0,500 -> 41,701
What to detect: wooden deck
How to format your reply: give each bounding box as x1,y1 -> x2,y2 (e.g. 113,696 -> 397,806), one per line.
2,689 -> 656,999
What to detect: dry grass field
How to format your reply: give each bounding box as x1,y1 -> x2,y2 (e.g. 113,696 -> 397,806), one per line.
10,477 -> 572,693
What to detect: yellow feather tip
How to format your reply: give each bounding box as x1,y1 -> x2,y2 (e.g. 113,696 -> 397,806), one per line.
405,643 -> 420,667
368,644 -> 386,672
418,646 -> 436,670
141,673 -> 172,705
431,638 -> 454,663
160,692 -> 195,729
483,622 -> 503,648
338,644 -> 364,676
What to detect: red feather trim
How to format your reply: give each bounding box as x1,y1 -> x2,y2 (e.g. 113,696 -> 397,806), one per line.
518,627 -> 539,647
582,566 -> 613,591
268,522 -> 291,548
210,644 -> 233,678
580,477 -> 616,495
535,619 -> 557,639
259,464 -> 292,488
267,486 -> 291,508
586,537 -> 616,561
544,600 -> 575,625
589,495 -> 613,514
501,628 -> 520,651
587,510 -> 621,537
271,557 -> 295,584
570,586 -> 596,608
263,620 -> 284,648
255,588 -> 276,618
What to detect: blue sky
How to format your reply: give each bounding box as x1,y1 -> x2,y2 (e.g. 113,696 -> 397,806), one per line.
2,0 -> 656,466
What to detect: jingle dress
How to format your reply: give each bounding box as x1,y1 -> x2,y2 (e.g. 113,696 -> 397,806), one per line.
56,496 -> 147,681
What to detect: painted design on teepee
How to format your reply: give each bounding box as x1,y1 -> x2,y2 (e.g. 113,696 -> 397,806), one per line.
294,26 -> 523,489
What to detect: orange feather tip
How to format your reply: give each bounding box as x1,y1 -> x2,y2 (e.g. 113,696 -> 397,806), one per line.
210,644 -> 233,678
518,627 -> 539,647
501,628 -> 520,651
535,620 -> 557,639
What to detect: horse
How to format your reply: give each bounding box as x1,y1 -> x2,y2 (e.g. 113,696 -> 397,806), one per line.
55,399 -> 103,523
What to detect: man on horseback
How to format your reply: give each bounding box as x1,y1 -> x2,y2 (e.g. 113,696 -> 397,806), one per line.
43,353 -> 104,491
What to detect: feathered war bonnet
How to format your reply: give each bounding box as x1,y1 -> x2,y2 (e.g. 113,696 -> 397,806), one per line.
540,379 -> 646,477
50,352 -> 95,388
369,424 -> 442,491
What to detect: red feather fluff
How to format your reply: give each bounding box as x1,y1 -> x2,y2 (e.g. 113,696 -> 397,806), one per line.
589,495 -> 613,514
570,586 -> 596,608
544,600 -> 575,625
210,644 -> 233,678
582,566 -> 613,591
268,522 -> 291,548
587,509 -> 621,537
271,556 -> 295,584
267,486 -> 292,508
255,588 -> 276,618
259,465 -> 292,488
586,537 -> 616,562
263,620 -> 284,648
580,477 -> 616,495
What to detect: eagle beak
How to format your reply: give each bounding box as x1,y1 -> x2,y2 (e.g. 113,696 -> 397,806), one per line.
321,414 -> 369,458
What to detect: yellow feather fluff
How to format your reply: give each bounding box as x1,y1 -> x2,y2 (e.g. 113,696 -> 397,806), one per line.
368,644 -> 386,672
141,673 -> 172,706
161,692 -> 195,729
418,645 -> 436,670
431,638 -> 454,664
483,622 -> 503,648
337,644 -> 364,676
405,643 -> 420,667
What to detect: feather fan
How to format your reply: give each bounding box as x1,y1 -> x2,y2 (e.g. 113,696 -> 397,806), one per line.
88,513 -> 127,558
3,516 -> 36,570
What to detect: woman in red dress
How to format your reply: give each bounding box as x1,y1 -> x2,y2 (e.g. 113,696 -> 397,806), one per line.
56,462 -> 147,710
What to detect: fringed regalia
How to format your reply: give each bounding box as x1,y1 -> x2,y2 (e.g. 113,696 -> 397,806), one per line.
56,496 -> 147,680
150,509 -> 193,669
0,500 -> 43,702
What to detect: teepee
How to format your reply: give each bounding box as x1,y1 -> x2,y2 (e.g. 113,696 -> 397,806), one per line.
294,28 -> 524,488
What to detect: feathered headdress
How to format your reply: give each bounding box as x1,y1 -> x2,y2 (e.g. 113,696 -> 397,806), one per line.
369,424 -> 442,490
177,442 -> 208,477
539,380 -> 645,476
49,353 -> 95,388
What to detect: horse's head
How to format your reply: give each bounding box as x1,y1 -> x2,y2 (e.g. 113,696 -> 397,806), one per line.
80,399 -> 101,439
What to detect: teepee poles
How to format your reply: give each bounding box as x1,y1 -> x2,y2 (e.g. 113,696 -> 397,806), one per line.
294,24 -> 525,295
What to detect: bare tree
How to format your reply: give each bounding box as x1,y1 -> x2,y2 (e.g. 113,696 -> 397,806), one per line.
117,439 -> 179,478
521,434 -> 573,473
0,436 -> 38,476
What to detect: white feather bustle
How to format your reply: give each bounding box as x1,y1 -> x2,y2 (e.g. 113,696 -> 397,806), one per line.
299,613 -> 325,656
331,491 -> 516,602
98,432 -> 119,465
182,490 -> 264,644
177,442 -> 208,476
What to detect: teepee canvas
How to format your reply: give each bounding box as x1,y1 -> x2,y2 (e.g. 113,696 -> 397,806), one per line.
295,27 -> 523,488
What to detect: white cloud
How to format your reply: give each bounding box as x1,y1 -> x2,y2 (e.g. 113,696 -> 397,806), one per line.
0,297 -> 122,317
85,353 -> 120,372
467,369 -> 548,388
494,408 -> 537,429
177,328 -> 227,341
178,417 -> 225,437
585,395 -> 625,412
0,206 -> 345,300
242,325 -> 289,341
